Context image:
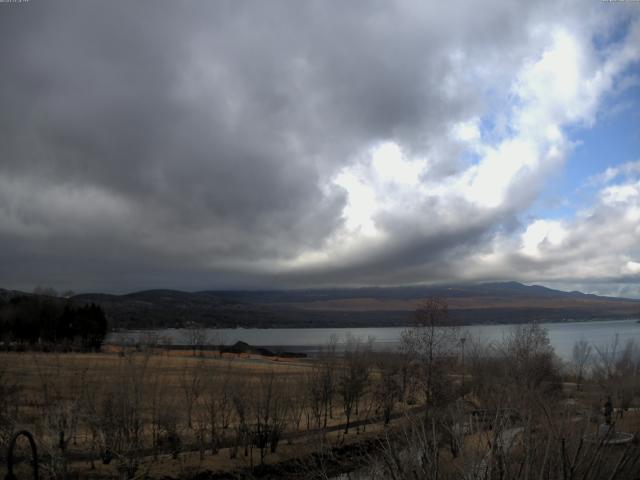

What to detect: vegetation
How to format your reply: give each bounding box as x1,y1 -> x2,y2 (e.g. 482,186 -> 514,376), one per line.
0,295 -> 107,351
0,299 -> 639,479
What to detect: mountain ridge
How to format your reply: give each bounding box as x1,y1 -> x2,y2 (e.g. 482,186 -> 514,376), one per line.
3,282 -> 638,329
73,281 -> 640,303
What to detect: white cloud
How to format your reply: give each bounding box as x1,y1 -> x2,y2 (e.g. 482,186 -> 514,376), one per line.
601,182 -> 640,205
452,119 -> 481,144
333,170 -> 379,237
281,13 -> 640,295
464,159 -> 640,296
371,142 -> 423,187
521,220 -> 568,257
590,160 -> 640,185
309,17 -> 639,269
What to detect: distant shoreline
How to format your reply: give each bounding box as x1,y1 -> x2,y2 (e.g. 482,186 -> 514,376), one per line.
106,318 -> 640,361
108,315 -> 640,333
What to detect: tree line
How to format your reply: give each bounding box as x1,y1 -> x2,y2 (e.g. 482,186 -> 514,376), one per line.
0,294 -> 108,351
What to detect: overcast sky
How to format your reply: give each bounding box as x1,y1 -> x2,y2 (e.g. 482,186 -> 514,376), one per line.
1,0 -> 639,296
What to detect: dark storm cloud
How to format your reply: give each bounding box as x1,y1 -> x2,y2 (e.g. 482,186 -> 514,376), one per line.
0,0 -> 634,292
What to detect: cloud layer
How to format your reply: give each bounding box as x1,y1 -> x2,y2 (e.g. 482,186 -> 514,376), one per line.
0,1 -> 639,294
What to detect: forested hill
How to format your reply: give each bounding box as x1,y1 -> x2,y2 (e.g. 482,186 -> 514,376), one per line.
47,282 -> 640,329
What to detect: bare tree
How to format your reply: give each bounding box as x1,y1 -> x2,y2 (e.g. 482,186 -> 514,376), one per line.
572,338 -> 592,391
78,368 -> 104,471
367,345 -> 640,480
182,326 -> 209,357
497,323 -> 561,428
32,353 -> 85,479
96,353 -> 150,479
401,298 -> 459,409
338,334 -> 371,434
156,397 -> 183,460
305,364 -> 326,430
320,336 -> 338,426
304,337 -> 338,431
593,336 -> 640,418
467,337 -> 508,409
179,358 -> 206,429
147,365 -> 166,459
202,362 -> 234,455
614,339 -> 640,417
210,330 -> 226,358
231,382 -> 250,461
248,371 -> 289,464
372,352 -> 402,425
286,375 -> 308,434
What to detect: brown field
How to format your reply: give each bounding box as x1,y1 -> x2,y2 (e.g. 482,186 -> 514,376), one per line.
2,325 -> 640,480
0,349 -> 411,479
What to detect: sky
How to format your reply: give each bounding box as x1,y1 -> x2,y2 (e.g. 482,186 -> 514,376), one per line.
0,0 -> 639,296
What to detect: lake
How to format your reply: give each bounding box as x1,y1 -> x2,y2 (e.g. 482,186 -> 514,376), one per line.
106,318 -> 640,361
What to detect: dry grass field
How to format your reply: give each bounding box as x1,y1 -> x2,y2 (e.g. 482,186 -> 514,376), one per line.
2,321 -> 640,480
0,348 -> 412,479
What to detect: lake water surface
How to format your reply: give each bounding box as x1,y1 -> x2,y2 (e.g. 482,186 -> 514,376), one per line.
107,319 -> 640,361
